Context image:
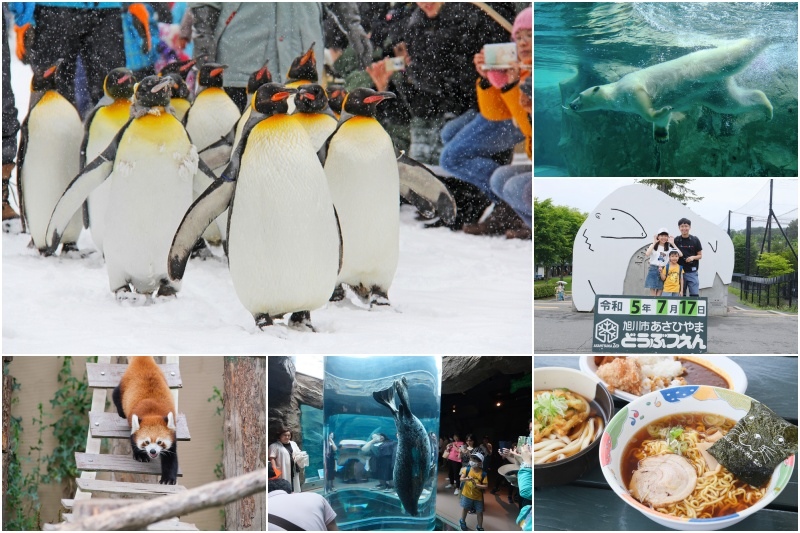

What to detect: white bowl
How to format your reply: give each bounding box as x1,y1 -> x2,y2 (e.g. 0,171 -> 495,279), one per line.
579,356 -> 748,403
599,385 -> 795,530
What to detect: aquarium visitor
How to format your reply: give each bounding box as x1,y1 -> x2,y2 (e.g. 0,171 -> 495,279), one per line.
269,427 -> 303,493
511,444 -> 532,531
445,433 -> 465,492
477,435 -> 493,475
268,477 -> 339,531
457,434 -> 478,496
660,249 -> 685,297
325,431 -> 338,492
674,218 -> 703,297
2,5 -> 20,224
362,432 -> 396,491
458,451 -> 488,531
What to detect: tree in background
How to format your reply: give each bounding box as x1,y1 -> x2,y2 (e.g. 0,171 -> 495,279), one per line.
533,198 -> 586,279
636,179 -> 703,204
755,252 -> 795,277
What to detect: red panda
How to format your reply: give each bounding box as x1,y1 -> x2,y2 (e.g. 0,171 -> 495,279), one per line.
112,356 -> 178,485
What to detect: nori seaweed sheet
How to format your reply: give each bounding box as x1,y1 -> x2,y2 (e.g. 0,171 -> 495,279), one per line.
708,401 -> 798,487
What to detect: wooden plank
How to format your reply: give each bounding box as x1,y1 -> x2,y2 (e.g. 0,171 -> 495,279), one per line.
75,355 -> 111,503
76,478 -> 186,496
76,453 -> 183,477
89,412 -> 191,440
61,499 -> 73,510
86,362 -> 183,389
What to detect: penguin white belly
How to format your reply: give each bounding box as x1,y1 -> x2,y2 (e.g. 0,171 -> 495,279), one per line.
185,88 -> 240,243
22,94 -> 83,249
85,104 -> 131,255
228,115 -> 339,316
295,113 -> 337,152
325,118 -> 400,291
103,115 -> 196,293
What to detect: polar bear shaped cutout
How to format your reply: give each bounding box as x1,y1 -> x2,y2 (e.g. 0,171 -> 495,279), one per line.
568,38 -> 773,142
572,184 -> 734,312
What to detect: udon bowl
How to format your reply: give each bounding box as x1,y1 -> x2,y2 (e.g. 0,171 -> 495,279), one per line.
534,367 -> 614,487
600,385 -> 795,530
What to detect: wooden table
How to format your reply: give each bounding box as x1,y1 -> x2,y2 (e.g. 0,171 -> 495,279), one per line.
534,356 -> 798,530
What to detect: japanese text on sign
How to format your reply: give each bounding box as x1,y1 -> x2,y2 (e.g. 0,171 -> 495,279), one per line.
592,295 -> 708,353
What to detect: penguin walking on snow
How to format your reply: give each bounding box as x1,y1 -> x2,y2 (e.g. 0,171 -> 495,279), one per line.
17,59 -> 84,255
184,63 -> 240,248
81,67 -> 136,256
322,88 -> 457,307
168,83 -> 340,331
159,58 -> 196,122
46,76 -> 216,301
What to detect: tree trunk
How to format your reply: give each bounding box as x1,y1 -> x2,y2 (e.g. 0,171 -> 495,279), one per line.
223,357 -> 266,531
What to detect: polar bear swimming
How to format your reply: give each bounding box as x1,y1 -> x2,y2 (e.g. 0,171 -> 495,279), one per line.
568,38 -> 773,142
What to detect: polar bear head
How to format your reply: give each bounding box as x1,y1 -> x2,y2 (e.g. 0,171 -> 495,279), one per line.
569,85 -> 612,112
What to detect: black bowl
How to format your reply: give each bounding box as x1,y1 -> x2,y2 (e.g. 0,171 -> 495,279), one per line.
533,367 -> 614,487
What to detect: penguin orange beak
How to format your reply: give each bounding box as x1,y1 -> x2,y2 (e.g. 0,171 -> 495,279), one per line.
271,88 -> 297,102
118,74 -> 132,84
181,59 -> 197,73
211,65 -> 228,78
364,91 -> 395,104
301,43 -> 316,64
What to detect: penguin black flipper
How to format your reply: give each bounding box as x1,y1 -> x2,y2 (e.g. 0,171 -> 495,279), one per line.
168,178 -> 235,281
45,122 -> 130,255
80,104 -> 103,229
395,148 -> 457,225
198,127 -> 236,172
16,115 -> 30,233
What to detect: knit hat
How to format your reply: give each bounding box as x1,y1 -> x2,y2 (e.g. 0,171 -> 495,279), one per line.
512,7 -> 532,39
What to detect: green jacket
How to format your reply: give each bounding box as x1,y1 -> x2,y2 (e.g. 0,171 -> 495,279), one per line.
190,2 -> 324,86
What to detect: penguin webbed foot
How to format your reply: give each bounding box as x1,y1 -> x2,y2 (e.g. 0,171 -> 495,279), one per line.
255,314 -> 274,330
329,284 -> 346,302
369,286 -> 391,308
289,311 -> 316,332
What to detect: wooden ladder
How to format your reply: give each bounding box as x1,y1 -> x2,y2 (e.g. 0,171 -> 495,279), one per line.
52,356 -> 197,531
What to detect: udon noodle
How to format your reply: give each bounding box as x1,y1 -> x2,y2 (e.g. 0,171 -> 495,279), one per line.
623,413 -> 766,518
534,389 -> 604,464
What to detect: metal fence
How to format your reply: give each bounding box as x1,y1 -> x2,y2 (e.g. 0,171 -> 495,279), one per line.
737,273 -> 798,308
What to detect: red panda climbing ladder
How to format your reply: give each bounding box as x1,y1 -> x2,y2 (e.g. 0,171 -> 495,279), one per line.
58,356 -> 196,531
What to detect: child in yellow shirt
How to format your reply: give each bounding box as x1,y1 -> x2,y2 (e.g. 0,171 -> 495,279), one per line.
459,452 -> 488,531
659,250 -> 684,296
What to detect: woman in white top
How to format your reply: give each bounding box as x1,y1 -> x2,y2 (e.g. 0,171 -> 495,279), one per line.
644,228 -> 682,296
269,428 -> 304,493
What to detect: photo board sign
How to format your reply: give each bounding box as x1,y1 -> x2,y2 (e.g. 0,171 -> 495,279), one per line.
592,295 -> 708,353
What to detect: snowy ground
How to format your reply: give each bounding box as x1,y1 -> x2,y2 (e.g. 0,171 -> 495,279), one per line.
2,41 -> 532,354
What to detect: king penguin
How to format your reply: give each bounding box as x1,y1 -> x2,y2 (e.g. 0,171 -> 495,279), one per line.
294,84 -> 337,152
183,63 -> 240,248
322,88 -> 457,307
168,83 -> 340,331
46,76 -> 214,301
82,67 -> 136,256
285,43 -> 318,114
159,58 -> 196,122
17,59 -> 84,255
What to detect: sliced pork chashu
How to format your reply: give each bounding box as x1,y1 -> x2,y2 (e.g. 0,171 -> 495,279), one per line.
630,454 -> 697,506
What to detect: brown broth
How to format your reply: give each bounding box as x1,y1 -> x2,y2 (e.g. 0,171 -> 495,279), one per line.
680,359 -> 729,388
621,412 -> 736,489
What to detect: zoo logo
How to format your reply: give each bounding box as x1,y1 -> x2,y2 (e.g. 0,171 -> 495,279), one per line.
595,318 -> 619,343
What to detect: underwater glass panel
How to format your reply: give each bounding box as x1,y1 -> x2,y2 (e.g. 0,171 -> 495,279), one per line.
300,403 -> 324,481
323,356 -> 442,531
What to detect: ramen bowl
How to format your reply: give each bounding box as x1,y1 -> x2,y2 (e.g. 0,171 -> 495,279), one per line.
599,385 -> 795,530
534,367 -> 614,487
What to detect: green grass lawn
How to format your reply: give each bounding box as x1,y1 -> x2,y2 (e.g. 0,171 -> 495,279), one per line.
534,276 -> 572,293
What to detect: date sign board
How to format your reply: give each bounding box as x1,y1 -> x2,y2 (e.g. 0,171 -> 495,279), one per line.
592,295 -> 707,353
